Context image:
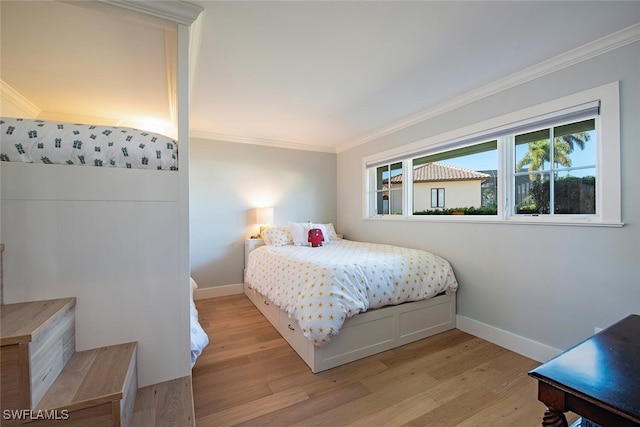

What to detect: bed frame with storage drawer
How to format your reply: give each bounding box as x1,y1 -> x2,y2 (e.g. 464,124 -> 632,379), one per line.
243,238 -> 456,373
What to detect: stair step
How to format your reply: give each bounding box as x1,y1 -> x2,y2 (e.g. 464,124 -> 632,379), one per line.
34,342 -> 138,426
1,298 -> 76,411
1,298 -> 76,346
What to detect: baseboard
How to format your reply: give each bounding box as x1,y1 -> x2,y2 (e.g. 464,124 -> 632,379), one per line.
193,283 -> 243,300
456,314 -> 561,363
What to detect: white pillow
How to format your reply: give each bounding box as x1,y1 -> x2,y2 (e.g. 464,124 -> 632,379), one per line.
262,226 -> 292,246
288,222 -> 311,246
324,223 -> 340,240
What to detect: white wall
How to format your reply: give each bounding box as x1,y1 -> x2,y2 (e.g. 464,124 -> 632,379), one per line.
190,138 -> 337,289
1,164 -> 188,387
337,42 -> 640,361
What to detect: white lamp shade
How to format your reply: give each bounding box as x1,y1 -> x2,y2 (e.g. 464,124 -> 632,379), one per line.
256,207 -> 274,225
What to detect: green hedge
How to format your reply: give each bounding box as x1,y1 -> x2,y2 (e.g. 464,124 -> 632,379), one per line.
518,176 -> 595,214
414,206 -> 498,215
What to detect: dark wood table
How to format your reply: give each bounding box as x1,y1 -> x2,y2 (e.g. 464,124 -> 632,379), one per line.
529,314 -> 640,427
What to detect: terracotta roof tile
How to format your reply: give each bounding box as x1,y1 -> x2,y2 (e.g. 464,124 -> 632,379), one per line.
390,162 -> 491,183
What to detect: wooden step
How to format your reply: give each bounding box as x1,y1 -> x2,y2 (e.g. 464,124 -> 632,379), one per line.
31,342 -> 138,427
1,298 -> 76,347
1,298 -> 76,412
131,376 -> 195,427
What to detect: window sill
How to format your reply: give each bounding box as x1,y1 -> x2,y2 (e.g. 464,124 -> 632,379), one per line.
365,215 -> 624,228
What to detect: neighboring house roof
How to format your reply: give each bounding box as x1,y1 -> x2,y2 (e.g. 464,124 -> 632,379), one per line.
389,162 -> 491,183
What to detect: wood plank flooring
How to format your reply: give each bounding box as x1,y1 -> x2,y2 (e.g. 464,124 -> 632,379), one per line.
192,294 -> 578,426
131,376 -> 195,427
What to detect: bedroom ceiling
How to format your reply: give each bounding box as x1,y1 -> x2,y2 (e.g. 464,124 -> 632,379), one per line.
1,1 -> 639,152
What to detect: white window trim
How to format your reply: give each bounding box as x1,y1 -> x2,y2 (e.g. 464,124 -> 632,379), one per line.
362,81 -> 623,227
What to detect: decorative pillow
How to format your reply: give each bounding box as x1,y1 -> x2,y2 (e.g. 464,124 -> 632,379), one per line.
262,226 -> 292,246
312,223 -> 331,244
324,223 -> 340,240
288,221 -> 311,246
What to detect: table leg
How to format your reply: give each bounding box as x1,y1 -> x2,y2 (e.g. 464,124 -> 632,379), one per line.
543,407 -> 569,427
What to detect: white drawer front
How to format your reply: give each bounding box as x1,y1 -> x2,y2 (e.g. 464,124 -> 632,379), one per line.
278,315 -> 310,360
257,295 -> 279,326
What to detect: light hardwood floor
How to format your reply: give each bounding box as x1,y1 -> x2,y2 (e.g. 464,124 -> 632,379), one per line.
131,376 -> 195,426
192,294 -> 578,427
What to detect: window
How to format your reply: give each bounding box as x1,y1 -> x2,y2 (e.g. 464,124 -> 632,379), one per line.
370,162 -> 403,215
413,141 -> 498,215
363,82 -> 621,225
514,119 -> 596,215
431,188 -> 445,208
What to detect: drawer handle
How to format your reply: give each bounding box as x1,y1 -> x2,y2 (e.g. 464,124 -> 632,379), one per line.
263,300 -> 269,306
288,324 -> 295,331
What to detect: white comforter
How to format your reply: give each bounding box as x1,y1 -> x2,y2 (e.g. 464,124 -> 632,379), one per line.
244,240 -> 458,346
190,278 -> 209,368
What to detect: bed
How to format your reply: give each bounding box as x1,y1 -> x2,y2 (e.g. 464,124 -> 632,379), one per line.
0,117 -> 198,385
1,116 -> 210,369
244,223 -> 458,373
0,0 -> 203,389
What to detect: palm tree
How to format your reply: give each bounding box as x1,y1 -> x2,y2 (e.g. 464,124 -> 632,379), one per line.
516,132 -> 589,181
559,132 -> 589,152
515,131 -> 591,213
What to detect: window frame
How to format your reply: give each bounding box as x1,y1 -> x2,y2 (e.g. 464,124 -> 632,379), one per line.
369,161 -> 405,216
362,82 -> 622,227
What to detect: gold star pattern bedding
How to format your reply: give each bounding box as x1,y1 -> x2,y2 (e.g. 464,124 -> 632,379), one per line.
244,239 -> 458,346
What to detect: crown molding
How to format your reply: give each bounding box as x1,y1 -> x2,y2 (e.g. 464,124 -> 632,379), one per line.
98,0 -> 203,26
336,23 -> 640,153
189,129 -> 337,154
0,80 -> 40,118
